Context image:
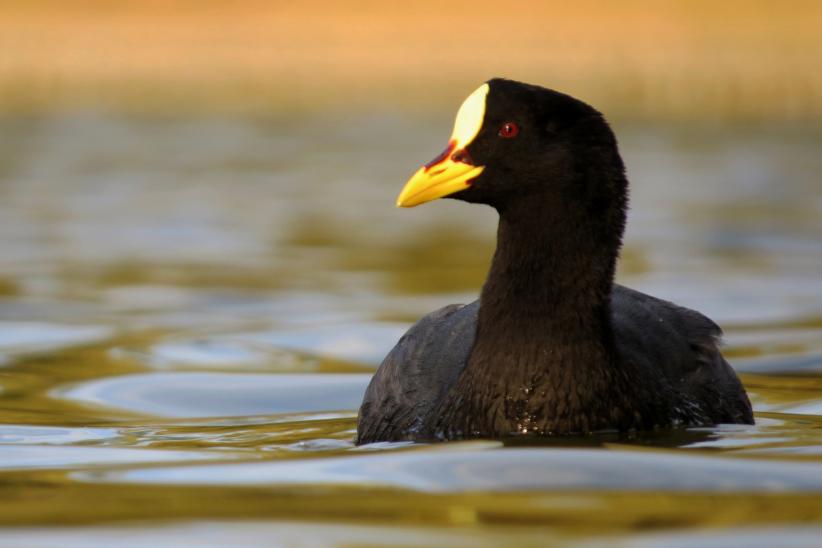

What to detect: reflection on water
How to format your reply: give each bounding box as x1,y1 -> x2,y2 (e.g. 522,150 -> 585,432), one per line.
58,372 -> 371,418
0,444 -> 227,471
0,112 -> 821,543
2,521 -> 821,548
0,322 -> 112,357
0,521 -> 564,548
93,445 -> 822,492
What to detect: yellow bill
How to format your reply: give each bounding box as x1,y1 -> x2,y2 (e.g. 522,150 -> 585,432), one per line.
396,155 -> 485,208
396,84 -> 489,208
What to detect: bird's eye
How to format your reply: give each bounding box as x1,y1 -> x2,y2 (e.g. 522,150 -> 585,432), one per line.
498,122 -> 520,138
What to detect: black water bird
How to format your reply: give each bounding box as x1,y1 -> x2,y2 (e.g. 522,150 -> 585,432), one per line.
357,79 -> 753,444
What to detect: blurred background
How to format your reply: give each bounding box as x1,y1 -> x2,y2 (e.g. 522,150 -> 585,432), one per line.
2,0 -> 821,120
1,0 -> 820,307
0,1 -> 821,545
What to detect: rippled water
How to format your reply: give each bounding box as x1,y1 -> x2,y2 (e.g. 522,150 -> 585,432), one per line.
0,112 -> 821,546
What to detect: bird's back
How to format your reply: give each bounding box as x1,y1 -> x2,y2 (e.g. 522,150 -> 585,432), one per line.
610,286 -> 753,425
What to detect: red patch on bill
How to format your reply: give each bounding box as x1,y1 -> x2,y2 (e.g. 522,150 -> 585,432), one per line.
424,140 -> 456,171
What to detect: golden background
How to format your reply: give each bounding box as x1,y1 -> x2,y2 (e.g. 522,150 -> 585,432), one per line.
1,0 -> 820,120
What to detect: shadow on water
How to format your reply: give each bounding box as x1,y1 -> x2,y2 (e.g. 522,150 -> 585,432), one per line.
499,427 -> 720,449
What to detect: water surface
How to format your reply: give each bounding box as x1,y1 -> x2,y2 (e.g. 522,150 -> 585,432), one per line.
0,112 -> 820,545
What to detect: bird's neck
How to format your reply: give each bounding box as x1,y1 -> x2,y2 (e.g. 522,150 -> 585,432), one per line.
439,192 -> 626,437
478,193 -> 619,348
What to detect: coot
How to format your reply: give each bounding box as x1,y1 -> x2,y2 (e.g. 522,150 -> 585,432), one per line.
357,78 -> 753,444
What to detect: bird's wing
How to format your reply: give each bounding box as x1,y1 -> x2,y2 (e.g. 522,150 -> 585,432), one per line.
611,284 -> 752,423
356,300 -> 479,444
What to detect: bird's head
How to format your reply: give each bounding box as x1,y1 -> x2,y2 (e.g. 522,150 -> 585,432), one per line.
396,78 -> 627,216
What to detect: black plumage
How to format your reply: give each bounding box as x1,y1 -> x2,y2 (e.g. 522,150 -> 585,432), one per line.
357,78 -> 753,444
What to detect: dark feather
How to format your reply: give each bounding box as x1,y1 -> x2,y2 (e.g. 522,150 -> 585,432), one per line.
357,286 -> 752,444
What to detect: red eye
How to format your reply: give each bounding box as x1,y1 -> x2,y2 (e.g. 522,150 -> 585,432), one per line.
498,122 -> 520,138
